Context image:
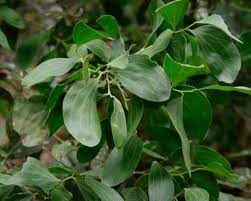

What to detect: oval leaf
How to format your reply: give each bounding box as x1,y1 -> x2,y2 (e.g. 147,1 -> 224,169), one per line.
102,135 -> 143,186
22,58 -> 78,86
110,97 -> 128,148
149,161 -> 174,201
185,187 -> 209,201
63,79 -> 102,147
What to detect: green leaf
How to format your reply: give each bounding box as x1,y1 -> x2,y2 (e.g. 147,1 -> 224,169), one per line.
148,161 -> 174,201
156,0 -> 188,29
45,85 -> 65,112
193,145 -> 236,180
63,79 -> 101,147
148,0 -> 164,33
110,97 -> 128,148
0,6 -> 25,29
22,58 -> 78,86
163,54 -> 204,86
77,177 -> 124,201
12,100 -> 49,147
182,86 -> 212,141
86,39 -> 112,62
102,135 -> 143,186
185,187 -> 209,201
165,97 -> 191,174
122,187 -> 148,201
0,28 -> 10,50
117,55 -> 171,102
139,29 -> 173,58
77,143 -> 102,164
75,178 -> 100,201
190,25 -> 241,83
96,15 -> 120,38
108,52 -> 129,69
0,157 -> 72,200
16,31 -> 50,69
169,32 -> 187,62
195,14 -> 241,43
73,21 -> 108,45
200,85 -> 251,95
192,171 -> 219,201
127,97 -> 144,135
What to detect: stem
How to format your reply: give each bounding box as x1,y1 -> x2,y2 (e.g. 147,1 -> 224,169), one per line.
116,82 -> 128,110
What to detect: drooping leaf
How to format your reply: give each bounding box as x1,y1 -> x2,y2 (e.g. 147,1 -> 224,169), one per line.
12,100 -> 49,147
63,79 -> 102,147
122,187 -> 148,201
165,97 -> 191,174
86,39 -> 112,62
237,31 -> 251,66
0,6 -> 25,29
148,0 -> 164,34
102,135 -> 143,186
193,145 -> 236,180
22,58 -> 79,86
76,177 -> 124,201
195,14 -> 241,43
117,55 -> 171,102
169,32 -> 187,62
0,28 -> 10,50
96,15 -> 120,38
190,25 -> 241,83
182,86 -> 212,141
73,21 -> 108,45
139,29 -> 173,58
185,187 -> 209,201
16,31 -> 50,69
200,85 -> 251,95
77,142 -> 102,164
108,52 -> 129,69
127,97 -> 144,135
148,161 -> 174,201
156,0 -> 188,29
110,97 -> 128,148
163,54 -> 204,86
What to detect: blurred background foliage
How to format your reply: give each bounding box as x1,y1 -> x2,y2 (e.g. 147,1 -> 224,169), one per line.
0,0 -> 251,199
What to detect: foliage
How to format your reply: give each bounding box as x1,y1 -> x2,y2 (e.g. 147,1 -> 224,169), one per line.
0,0 -> 251,200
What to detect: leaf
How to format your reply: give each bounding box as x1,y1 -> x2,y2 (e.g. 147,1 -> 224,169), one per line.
117,55 -> 171,102
193,145 -> 236,180
200,85 -> 251,95
45,85 -> 65,111
0,157 -> 72,200
156,0 -> 188,29
190,25 -> 241,83
0,6 -> 25,29
122,187 -> 148,201
195,14 -> 241,43
165,97 -> 191,174
16,31 -> 50,69
127,97 -> 144,135
12,100 -> 49,147
139,29 -> 173,58
163,54 -> 204,86
86,39 -> 112,62
73,21 -> 108,45
185,187 -> 209,201
76,177 -> 124,201
169,32 -> 187,62
77,143 -> 102,164
96,15 -> 120,38
110,97 -> 128,148
108,52 -> 129,69
75,178 -> 100,201
22,58 -> 78,86
0,28 -> 10,50
148,161 -> 174,201
102,135 -> 143,186
192,171 -> 219,201
148,0 -> 164,33
182,86 -> 212,141
63,79 -> 102,147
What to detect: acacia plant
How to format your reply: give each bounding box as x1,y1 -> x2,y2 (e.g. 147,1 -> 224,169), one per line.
0,0 -> 251,200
